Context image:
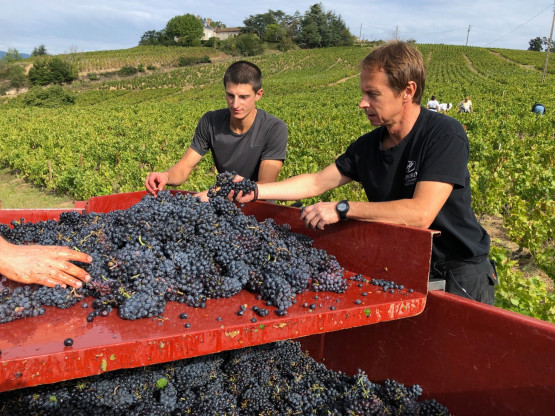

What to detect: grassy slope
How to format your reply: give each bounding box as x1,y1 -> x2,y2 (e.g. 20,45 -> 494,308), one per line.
0,167 -> 74,208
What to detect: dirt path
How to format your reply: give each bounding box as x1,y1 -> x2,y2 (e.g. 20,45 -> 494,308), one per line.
489,51 -> 538,71
462,53 -> 479,73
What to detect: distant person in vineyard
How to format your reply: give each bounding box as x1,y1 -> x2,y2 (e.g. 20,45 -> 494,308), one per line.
426,95 -> 439,111
438,102 -> 452,113
145,60 -> 288,200
457,96 -> 473,113
531,103 -> 545,115
0,235 -> 92,288
231,41 -> 497,305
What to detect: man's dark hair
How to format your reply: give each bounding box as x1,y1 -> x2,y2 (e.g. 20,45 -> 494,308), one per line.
223,61 -> 262,92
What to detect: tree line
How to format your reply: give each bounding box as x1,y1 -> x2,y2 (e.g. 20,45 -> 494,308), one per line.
528,36 -> 554,52
139,3 -> 355,54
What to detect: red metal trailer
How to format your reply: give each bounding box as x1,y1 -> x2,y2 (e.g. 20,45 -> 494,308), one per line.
1,191 -> 554,415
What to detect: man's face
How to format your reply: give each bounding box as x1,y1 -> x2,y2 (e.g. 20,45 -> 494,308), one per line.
225,83 -> 263,121
358,69 -> 404,127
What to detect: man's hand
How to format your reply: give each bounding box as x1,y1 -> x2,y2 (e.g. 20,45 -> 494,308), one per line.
145,172 -> 170,197
226,174 -> 257,203
300,202 -> 340,230
193,189 -> 210,202
0,243 -> 92,289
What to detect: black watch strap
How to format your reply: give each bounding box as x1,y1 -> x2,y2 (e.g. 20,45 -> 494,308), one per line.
336,200 -> 349,220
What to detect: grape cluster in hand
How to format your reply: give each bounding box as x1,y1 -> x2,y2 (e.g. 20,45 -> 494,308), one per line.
0,190 -> 346,323
0,340 -> 449,415
207,171 -> 256,199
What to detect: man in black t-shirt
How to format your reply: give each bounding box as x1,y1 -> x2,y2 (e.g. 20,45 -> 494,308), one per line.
232,41 -> 497,305
145,61 -> 288,199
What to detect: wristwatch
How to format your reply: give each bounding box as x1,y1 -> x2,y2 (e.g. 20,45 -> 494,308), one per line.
336,200 -> 349,220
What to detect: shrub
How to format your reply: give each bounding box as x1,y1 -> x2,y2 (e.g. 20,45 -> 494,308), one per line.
119,66 -> 139,77
0,64 -> 28,90
177,56 -> 211,67
147,64 -> 157,71
138,63 -> 145,73
204,37 -> 220,48
87,73 -> 99,81
236,34 -> 265,56
22,85 -> 76,108
28,57 -> 77,86
278,37 -> 297,52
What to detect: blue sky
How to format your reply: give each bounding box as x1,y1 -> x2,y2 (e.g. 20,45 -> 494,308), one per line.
0,0 -> 553,54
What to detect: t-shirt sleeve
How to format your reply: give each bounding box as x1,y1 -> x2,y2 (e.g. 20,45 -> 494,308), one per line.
335,139 -> 361,182
419,128 -> 469,189
261,119 -> 288,161
190,112 -> 211,156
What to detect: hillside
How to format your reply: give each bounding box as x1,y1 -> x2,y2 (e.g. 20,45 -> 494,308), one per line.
0,50 -> 31,59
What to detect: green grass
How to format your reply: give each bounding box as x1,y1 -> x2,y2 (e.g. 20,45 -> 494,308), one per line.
0,167 -> 75,208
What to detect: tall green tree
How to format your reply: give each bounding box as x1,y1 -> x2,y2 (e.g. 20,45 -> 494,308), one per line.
165,14 -> 204,46
1,48 -> 22,63
242,10 -> 290,39
139,30 -> 172,46
528,37 -> 543,51
298,3 -> 354,48
31,45 -> 48,56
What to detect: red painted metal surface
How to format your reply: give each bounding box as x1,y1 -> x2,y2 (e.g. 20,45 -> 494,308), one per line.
300,291 -> 555,415
0,191 -> 434,391
0,208 -> 84,224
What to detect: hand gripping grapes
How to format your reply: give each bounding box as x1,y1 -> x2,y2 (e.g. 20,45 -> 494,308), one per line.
229,173 -> 344,230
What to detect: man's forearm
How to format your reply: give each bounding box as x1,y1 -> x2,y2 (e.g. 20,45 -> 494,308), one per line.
347,181 -> 454,228
257,173 -> 321,201
257,164 -> 348,201
347,200 -> 427,227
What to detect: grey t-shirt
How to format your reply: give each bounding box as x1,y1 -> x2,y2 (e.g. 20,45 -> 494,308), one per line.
190,108 -> 288,181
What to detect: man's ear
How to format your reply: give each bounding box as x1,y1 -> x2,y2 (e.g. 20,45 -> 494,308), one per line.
255,88 -> 264,101
404,81 -> 417,102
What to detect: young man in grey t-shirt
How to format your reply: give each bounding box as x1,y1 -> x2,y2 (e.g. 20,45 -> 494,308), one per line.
145,61 -> 288,199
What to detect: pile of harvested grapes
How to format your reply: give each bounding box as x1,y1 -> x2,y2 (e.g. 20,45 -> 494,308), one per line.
0,174 -> 346,324
0,340 -> 449,415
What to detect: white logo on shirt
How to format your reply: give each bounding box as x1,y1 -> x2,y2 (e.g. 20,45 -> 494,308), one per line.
405,160 -> 417,186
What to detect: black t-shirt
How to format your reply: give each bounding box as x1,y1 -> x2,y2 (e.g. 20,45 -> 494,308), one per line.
335,107 -> 490,263
190,108 -> 288,181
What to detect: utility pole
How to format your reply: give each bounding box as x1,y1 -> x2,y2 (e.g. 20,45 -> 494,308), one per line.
360,24 -> 363,41
541,1 -> 555,83
393,25 -> 399,41
465,25 -> 472,46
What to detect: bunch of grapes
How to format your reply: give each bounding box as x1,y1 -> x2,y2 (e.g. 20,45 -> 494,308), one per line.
207,171 -> 257,199
0,186 -> 346,323
0,340 -> 449,415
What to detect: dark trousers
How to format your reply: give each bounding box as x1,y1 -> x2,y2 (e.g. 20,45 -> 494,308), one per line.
430,257 -> 498,305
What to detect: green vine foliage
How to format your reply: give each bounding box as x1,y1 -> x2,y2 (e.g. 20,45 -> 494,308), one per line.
0,44 -> 553,320
491,246 -> 555,322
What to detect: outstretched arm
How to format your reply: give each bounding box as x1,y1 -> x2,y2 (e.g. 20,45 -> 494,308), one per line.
0,236 -> 92,288
234,163 -> 352,203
